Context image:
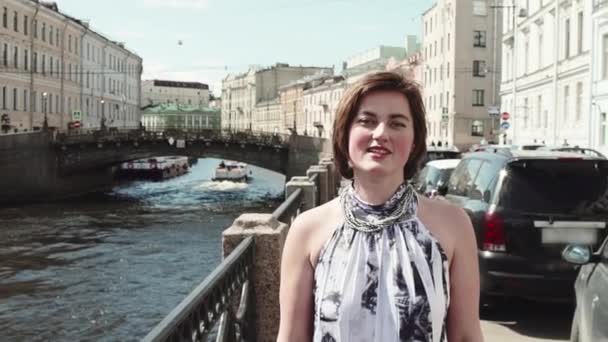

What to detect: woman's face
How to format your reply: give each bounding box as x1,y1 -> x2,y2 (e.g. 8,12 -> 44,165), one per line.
347,90 -> 415,180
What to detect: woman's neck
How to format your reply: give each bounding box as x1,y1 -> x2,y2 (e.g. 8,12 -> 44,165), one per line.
352,172 -> 405,205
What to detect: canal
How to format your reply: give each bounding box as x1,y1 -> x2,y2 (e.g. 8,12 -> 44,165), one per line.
0,158 -> 285,341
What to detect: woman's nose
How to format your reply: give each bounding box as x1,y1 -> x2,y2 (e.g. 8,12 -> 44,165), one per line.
372,122 -> 388,141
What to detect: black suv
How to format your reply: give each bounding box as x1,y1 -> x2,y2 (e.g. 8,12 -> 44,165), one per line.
439,149 -> 608,302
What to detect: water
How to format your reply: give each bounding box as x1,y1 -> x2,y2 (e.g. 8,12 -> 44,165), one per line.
0,158 -> 285,341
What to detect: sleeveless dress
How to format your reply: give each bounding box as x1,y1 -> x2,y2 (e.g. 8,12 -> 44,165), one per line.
313,182 -> 450,342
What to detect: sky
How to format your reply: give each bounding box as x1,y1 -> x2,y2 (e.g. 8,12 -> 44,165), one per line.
53,0 -> 434,95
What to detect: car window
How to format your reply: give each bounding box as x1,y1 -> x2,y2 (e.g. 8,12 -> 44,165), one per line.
498,160 -> 608,216
469,161 -> 502,202
447,160 -> 468,194
448,159 -> 482,197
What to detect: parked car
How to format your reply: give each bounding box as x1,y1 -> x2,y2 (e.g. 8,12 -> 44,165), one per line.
414,159 -> 460,198
438,149 -> 608,303
563,236 -> 608,342
423,146 -> 461,166
538,146 -> 606,159
471,144 -> 545,152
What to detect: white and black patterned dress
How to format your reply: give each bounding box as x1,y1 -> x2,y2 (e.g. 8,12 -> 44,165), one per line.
313,182 -> 450,342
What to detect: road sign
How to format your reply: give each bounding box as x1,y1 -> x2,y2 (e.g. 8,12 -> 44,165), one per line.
501,112 -> 510,121
488,106 -> 500,117
72,111 -> 82,121
500,121 -> 510,130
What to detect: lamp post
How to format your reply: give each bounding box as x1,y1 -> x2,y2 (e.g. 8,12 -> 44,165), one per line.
100,99 -> 106,131
42,92 -> 48,130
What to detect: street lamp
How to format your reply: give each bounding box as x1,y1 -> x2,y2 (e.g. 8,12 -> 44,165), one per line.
100,99 -> 106,130
42,92 -> 48,130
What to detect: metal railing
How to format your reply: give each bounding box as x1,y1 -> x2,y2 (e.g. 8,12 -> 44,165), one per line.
142,236 -> 255,342
143,172 -> 318,341
54,126 -> 292,148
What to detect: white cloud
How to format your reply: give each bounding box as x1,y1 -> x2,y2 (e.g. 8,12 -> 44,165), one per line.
141,0 -> 209,10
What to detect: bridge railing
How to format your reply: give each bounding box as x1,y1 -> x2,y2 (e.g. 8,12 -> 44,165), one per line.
54,126 -> 293,148
142,159 -> 338,342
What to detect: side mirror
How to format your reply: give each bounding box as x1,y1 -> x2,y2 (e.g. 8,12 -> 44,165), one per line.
437,184 -> 448,196
562,245 -> 594,265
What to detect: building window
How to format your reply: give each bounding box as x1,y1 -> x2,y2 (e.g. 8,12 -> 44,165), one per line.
576,82 -> 583,122
523,98 -> 529,128
604,35 -> 608,79
524,40 -> 529,73
23,15 -> 27,35
49,26 -> 53,45
13,11 -> 18,32
24,49 -> 28,70
447,62 -> 450,78
41,22 -> 45,41
537,95 -> 542,128
473,60 -> 486,77
2,43 -> 7,66
578,11 -> 583,54
2,7 -> 7,28
33,19 -> 37,38
601,112 -> 607,146
23,89 -> 27,111
33,52 -> 37,73
473,30 -> 486,47
448,33 -> 451,51
13,46 -> 17,68
1,86 -> 6,109
42,54 -> 45,74
538,31 -> 543,69
50,56 -> 53,75
565,19 -> 570,59
472,120 -> 484,136
563,85 -> 569,121
68,35 -> 72,52
473,0 -> 487,16
55,30 -> 59,46
473,90 -> 485,106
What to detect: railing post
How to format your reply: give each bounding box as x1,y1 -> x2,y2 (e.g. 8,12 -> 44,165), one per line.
223,214 -> 288,342
285,176 -> 317,212
319,158 -> 339,199
306,165 -> 329,205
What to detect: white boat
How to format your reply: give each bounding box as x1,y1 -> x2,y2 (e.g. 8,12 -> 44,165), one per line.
117,156 -> 190,181
212,161 -> 250,182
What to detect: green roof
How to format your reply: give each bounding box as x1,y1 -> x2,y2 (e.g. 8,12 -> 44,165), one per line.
142,103 -> 219,114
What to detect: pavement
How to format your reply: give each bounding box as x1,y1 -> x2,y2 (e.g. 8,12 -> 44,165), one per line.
480,299 -> 574,341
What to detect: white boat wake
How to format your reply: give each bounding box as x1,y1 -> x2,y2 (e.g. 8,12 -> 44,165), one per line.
198,181 -> 249,192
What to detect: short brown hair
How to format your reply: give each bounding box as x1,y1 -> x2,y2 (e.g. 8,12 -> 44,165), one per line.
332,71 -> 427,180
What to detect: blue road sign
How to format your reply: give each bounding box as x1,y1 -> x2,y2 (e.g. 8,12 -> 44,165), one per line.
500,121 -> 510,130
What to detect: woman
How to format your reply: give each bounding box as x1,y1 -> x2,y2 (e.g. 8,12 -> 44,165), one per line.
277,71 -> 483,342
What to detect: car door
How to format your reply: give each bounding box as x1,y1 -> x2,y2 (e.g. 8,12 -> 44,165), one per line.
585,238 -> 608,342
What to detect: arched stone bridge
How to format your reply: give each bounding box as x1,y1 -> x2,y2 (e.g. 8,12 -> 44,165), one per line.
55,128 -> 331,180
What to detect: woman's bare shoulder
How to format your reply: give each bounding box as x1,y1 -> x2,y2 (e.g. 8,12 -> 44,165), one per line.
286,198 -> 343,265
290,198 -> 342,233
417,195 -> 474,261
418,195 -> 468,222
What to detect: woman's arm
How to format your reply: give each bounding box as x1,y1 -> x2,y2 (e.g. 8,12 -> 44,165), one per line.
446,207 -> 484,342
276,213 -> 316,342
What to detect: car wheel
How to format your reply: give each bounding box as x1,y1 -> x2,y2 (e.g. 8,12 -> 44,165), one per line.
570,307 -> 580,342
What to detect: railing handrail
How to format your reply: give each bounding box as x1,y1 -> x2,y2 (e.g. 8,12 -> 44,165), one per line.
142,236 -> 254,342
271,187 -> 303,223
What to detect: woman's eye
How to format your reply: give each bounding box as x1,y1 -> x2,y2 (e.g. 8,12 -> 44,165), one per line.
357,118 -> 372,125
391,121 -> 407,128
